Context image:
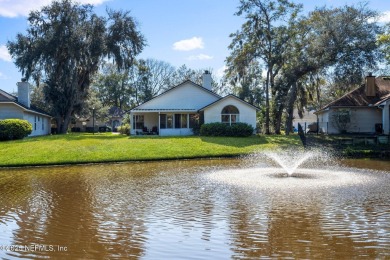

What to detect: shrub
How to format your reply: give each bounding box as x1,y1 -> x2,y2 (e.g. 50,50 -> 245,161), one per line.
228,123 -> 254,137
200,122 -> 253,137
200,122 -> 228,136
0,119 -> 33,141
117,124 -> 130,135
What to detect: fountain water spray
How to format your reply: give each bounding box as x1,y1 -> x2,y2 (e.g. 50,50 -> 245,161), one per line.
263,151 -> 314,176
208,148 -> 375,191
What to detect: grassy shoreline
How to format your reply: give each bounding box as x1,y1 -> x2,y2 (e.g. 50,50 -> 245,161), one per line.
0,133 -> 302,167
305,135 -> 390,159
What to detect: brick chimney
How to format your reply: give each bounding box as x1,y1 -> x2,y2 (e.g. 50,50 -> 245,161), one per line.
17,80 -> 31,108
202,70 -> 212,90
365,73 -> 376,97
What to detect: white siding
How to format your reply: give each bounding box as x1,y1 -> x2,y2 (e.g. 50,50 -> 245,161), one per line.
0,103 -> 51,136
203,96 -> 257,131
317,111 -> 330,133
23,112 -> 51,136
319,108 -> 382,134
160,128 -> 193,136
0,103 -> 24,119
292,109 -> 317,130
135,82 -> 219,110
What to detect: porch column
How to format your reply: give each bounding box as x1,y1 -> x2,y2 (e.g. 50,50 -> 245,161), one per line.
383,101 -> 390,135
129,111 -> 134,135
158,112 -> 160,136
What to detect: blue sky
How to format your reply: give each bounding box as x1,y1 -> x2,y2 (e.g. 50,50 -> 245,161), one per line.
1,0 -> 390,93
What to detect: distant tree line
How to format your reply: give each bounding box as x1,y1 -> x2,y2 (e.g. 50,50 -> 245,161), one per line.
8,0 -> 390,135
225,0 -> 386,134
8,0 -> 146,133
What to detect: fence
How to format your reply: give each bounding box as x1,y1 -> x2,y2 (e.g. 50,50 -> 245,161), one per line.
296,121 -> 328,134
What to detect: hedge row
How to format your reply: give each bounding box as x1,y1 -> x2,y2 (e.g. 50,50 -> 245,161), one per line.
0,119 -> 32,141
200,122 -> 254,137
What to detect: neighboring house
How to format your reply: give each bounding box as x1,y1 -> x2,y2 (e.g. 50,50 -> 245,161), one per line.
0,81 -> 52,136
108,106 -> 126,131
129,71 -> 259,136
315,75 -> 390,135
292,108 -> 317,132
72,106 -> 125,132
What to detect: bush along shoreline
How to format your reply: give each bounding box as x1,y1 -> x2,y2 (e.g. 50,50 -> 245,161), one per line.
200,122 -> 254,137
0,119 -> 32,141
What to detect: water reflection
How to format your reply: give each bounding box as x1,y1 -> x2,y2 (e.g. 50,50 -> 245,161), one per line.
0,158 -> 389,259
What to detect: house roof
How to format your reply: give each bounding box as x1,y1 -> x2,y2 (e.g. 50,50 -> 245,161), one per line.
198,94 -> 261,111
316,76 -> 390,113
108,106 -> 126,117
130,80 -> 260,113
0,88 -> 52,118
131,80 -> 221,111
0,89 -> 17,101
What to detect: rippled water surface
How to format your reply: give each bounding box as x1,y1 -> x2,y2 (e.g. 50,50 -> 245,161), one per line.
0,158 -> 389,259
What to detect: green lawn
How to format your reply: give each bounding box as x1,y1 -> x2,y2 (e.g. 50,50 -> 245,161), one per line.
0,133 -> 302,167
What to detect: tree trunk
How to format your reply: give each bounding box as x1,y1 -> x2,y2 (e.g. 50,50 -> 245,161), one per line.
273,104 -> 284,135
265,70 -> 270,135
285,82 -> 298,135
58,109 -> 73,134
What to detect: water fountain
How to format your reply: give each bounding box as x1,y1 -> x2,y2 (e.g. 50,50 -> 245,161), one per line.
207,148 -> 377,191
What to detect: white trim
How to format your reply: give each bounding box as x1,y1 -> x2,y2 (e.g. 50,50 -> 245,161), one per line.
132,109 -> 198,113
199,94 -> 260,112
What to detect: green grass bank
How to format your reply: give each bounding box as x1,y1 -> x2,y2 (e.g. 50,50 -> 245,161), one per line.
305,135 -> 390,158
0,133 -> 302,167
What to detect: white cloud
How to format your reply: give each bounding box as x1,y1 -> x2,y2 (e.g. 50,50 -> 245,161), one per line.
216,65 -> 227,78
0,0 -> 109,18
378,11 -> 390,23
187,54 -> 213,61
0,71 -> 7,79
173,37 -> 204,51
0,45 -> 12,62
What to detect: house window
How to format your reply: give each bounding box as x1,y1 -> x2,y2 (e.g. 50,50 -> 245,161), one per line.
174,114 -> 188,128
34,116 -> 37,131
132,115 -> 144,129
221,105 -> 239,125
42,118 -> 44,131
181,114 -> 188,128
338,110 -> 350,124
167,114 -> 173,128
174,114 -> 181,128
160,114 -> 167,129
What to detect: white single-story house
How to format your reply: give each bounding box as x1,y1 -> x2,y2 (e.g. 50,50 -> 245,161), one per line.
0,81 -> 52,136
315,75 -> 390,135
129,71 -> 259,136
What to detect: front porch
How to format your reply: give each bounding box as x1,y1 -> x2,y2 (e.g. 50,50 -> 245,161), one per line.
130,110 -> 199,136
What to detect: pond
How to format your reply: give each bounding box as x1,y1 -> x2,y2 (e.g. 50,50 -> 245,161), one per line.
0,156 -> 389,259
